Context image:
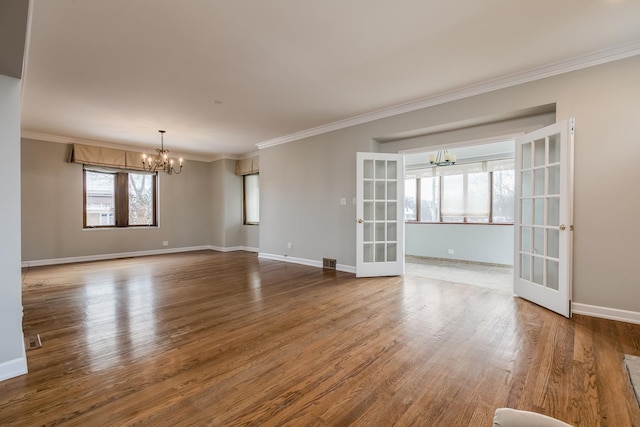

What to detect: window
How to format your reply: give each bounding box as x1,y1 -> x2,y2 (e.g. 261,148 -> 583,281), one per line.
244,173 -> 259,225
84,169 -> 157,228
405,159 -> 514,224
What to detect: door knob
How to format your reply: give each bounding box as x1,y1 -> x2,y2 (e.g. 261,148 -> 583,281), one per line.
357,218 -> 364,224
560,224 -> 566,230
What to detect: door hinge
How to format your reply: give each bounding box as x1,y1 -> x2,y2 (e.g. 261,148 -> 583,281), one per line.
570,117 -> 575,136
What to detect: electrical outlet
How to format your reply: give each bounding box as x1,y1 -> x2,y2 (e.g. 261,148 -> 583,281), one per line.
163,241 -> 169,247
287,242 -> 293,249
447,249 -> 454,255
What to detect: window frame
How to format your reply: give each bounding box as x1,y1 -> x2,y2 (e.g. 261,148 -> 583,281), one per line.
405,164 -> 514,225
83,169 -> 158,229
243,173 -> 259,226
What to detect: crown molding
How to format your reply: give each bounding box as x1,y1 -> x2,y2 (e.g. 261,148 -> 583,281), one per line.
256,39 -> 640,150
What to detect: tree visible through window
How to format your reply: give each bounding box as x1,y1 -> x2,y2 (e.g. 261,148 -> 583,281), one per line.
405,159 -> 514,224
84,169 -> 157,228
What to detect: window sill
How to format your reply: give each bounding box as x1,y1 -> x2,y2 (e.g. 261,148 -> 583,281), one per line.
405,221 -> 514,226
83,226 -> 160,231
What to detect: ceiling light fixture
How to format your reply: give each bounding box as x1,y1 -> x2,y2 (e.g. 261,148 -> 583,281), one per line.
142,130 -> 183,175
429,150 -> 456,167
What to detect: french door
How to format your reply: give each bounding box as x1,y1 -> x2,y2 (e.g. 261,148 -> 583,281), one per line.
356,152 -> 405,277
514,119 -> 574,317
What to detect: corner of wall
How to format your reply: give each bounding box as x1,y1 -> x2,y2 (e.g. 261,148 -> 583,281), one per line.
0,334 -> 27,382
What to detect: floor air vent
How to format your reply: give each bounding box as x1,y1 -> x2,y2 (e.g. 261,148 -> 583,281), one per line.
323,258 -> 337,270
25,334 -> 42,350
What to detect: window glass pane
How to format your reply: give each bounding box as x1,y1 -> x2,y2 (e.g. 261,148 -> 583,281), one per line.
387,223 -> 397,242
244,174 -> 260,224
375,160 -> 386,179
363,243 -> 373,263
547,228 -> 559,259
364,160 -> 374,179
387,243 -> 397,262
404,178 -> 416,221
548,197 -> 560,226
386,161 -> 397,179
521,227 -> 531,253
375,181 -> 386,200
548,165 -> 560,195
522,143 -> 531,170
364,181 -> 374,200
375,223 -> 385,241
521,254 -> 531,281
534,139 -> 545,167
128,173 -> 154,225
492,170 -> 514,223
419,177 -> 440,222
534,198 -> 545,226
364,201 -> 374,221
85,171 -> 115,226
363,223 -> 373,242
441,174 -> 463,217
547,260 -> 559,290
387,202 -> 397,221
533,256 -> 544,285
548,134 -> 560,164
467,172 -> 489,221
534,169 -> 545,196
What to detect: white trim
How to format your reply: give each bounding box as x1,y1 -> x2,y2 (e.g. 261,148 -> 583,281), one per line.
258,252 -> 355,274
22,246 -> 212,267
572,303 -> 640,325
209,245 -> 257,253
256,40 -> 640,150
0,336 -> 28,382
21,246 -> 261,267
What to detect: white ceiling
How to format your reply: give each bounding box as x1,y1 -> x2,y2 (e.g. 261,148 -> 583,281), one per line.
21,0 -> 640,159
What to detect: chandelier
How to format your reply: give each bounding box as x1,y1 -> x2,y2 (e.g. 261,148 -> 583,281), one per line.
142,130 -> 183,175
429,149 -> 457,167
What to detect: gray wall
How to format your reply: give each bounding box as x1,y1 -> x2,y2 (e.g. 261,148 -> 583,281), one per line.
0,75 -> 24,369
21,141 -> 259,262
260,56 -> 640,313
406,224 -> 514,266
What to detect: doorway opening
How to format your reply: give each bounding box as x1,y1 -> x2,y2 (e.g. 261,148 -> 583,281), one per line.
402,137 -> 516,292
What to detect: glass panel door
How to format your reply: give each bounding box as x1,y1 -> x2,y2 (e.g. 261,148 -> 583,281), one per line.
514,120 -> 573,317
357,153 -> 404,277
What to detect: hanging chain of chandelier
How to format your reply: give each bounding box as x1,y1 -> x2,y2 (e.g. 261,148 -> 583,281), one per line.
142,130 -> 183,175
429,149 -> 457,167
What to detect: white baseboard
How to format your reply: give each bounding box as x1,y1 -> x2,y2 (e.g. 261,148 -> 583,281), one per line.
0,336 -> 28,382
21,245 -> 260,267
209,246 -> 259,253
258,252 -> 355,274
572,303 -> 640,325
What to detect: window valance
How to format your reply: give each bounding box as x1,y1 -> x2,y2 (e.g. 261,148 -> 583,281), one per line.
235,157 -> 259,176
69,144 -> 145,171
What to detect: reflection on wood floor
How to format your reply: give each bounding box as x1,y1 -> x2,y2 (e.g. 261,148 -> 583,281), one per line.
1,251 -> 639,426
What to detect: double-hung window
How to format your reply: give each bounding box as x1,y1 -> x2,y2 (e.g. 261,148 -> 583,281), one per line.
244,173 -> 259,225
84,168 -> 157,228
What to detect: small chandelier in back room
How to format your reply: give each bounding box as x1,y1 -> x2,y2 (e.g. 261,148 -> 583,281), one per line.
429,149 -> 457,167
142,130 -> 183,175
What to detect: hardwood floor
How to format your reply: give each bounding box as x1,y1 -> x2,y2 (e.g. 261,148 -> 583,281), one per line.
1,251 -> 639,426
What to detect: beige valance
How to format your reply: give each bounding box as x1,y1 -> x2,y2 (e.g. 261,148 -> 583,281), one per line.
235,156 -> 259,175
69,144 -> 145,170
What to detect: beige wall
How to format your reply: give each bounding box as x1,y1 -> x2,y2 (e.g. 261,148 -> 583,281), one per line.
259,56 -> 640,313
21,140 -> 259,263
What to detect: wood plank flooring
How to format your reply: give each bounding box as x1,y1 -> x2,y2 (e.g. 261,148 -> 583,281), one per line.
1,251 -> 639,426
